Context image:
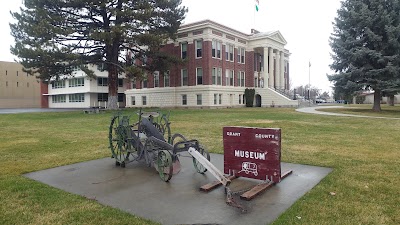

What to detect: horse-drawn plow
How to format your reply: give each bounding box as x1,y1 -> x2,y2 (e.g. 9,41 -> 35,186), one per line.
109,110 -> 211,180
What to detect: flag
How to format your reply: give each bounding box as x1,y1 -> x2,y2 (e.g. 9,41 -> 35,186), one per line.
255,0 -> 259,12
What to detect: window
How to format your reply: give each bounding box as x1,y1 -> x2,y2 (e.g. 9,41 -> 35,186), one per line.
239,95 -> 242,104
212,68 -> 217,85
212,41 -> 216,57
27,82 -> 29,88
238,71 -> 245,87
118,79 -> 124,87
69,93 -> 85,102
17,71 -> 19,76
230,70 -> 234,86
131,96 -> 136,105
17,82 -> 19,87
98,93 -> 108,102
142,80 -> 148,88
142,55 -> 148,66
71,65 -> 80,72
226,69 -> 234,86
6,81 -> 8,87
196,68 -> 203,85
212,68 -> 222,85
219,94 -> 222,104
164,71 -> 170,87
195,40 -> 202,58
97,77 -> 108,86
197,94 -> 202,105
69,78 -> 84,87
153,71 -> 159,87
118,93 -> 124,102
52,95 -> 66,103
182,94 -> 187,105
181,42 -> 187,59
214,94 -> 217,105
142,96 -> 147,105
97,63 -> 106,71
181,69 -> 188,86
238,47 -> 245,64
226,44 -> 234,61
52,80 -> 65,89
254,75 -> 259,88
131,79 -> 136,89
212,40 -> 221,59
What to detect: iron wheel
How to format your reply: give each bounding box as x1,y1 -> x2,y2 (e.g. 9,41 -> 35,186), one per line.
156,150 -> 173,182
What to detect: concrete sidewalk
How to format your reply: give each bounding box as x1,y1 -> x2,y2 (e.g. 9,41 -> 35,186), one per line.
296,106 -> 400,119
25,154 -> 332,225
0,108 -> 82,114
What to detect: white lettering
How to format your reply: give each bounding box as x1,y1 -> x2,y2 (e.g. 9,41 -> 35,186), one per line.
234,150 -> 240,157
233,150 -> 266,160
227,131 -> 241,137
255,134 -> 275,139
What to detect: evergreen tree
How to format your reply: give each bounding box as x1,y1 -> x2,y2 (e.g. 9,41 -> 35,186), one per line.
329,0 -> 400,111
10,0 -> 187,109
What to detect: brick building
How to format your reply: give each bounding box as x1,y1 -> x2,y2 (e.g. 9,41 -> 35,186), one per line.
125,20 -> 298,108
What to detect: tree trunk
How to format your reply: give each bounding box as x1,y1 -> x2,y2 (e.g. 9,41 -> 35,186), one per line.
107,64 -> 119,109
388,95 -> 395,106
372,89 -> 381,112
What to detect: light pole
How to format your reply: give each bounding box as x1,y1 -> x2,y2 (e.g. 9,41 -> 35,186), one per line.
308,60 -> 311,106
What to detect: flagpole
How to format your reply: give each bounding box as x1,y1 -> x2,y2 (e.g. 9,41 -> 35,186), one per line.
254,1 -> 256,29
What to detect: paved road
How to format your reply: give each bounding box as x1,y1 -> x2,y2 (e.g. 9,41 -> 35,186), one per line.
296,105 -> 400,120
0,108 -> 83,114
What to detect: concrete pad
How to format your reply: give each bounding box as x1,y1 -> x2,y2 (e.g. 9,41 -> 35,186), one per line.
25,154 -> 332,225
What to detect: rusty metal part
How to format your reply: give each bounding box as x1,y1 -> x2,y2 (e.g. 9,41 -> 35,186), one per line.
225,186 -> 247,213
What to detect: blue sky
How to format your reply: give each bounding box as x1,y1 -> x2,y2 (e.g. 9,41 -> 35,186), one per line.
1,0 -> 342,93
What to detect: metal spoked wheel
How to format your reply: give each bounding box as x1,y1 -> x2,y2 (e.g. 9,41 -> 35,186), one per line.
156,150 -> 173,182
158,115 -> 172,143
109,115 -> 142,167
193,145 -> 210,174
109,115 -> 129,167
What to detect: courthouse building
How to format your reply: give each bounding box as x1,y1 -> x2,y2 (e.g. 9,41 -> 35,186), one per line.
125,20 -> 297,108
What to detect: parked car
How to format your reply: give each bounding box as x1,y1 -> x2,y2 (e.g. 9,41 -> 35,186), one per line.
315,99 -> 326,103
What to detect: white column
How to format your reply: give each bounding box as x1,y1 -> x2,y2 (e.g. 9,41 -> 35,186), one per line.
268,48 -> 274,88
263,47 -> 269,89
275,50 -> 280,89
280,51 -> 285,90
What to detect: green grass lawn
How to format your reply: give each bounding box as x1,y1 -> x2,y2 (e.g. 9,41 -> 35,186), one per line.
1,107 -> 399,224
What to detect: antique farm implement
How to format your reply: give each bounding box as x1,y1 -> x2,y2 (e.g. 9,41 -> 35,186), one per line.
108,110 -> 211,181
108,110 -> 245,211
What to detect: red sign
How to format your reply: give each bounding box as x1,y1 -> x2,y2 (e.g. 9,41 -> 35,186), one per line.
223,127 -> 281,182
